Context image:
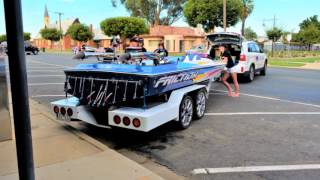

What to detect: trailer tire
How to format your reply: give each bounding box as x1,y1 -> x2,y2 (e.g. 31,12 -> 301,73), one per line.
194,89 -> 206,120
178,95 -> 194,129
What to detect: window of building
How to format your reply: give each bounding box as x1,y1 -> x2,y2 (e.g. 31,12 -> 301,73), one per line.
166,40 -> 171,52
149,40 -> 161,51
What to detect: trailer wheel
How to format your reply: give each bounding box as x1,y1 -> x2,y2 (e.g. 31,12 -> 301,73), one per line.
194,89 -> 206,120
178,95 -> 194,129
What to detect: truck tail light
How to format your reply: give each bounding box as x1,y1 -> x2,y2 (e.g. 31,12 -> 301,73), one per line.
53,106 -> 59,114
123,117 -> 130,126
133,118 -> 141,128
114,115 -> 121,124
67,108 -> 73,116
60,107 -> 66,116
240,55 -> 246,61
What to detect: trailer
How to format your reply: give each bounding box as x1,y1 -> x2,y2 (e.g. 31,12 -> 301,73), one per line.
51,52 -> 225,132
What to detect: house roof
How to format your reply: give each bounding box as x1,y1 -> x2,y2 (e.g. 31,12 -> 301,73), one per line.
143,25 -> 205,37
93,29 -> 111,40
34,18 -> 80,39
44,18 -> 80,33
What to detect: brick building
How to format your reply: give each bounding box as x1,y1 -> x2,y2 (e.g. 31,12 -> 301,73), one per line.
141,25 -> 206,53
33,5 -> 104,50
33,5 -> 205,52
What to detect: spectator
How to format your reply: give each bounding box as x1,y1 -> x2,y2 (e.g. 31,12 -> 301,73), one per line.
154,43 -> 168,57
138,38 -> 147,52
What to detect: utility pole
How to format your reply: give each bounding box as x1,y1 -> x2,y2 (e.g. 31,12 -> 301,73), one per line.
263,15 -> 278,57
263,15 -> 278,29
223,0 -> 227,32
3,0 -> 35,179
55,12 -> 64,51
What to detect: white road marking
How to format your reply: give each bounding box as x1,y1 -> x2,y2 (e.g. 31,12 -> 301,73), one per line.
31,95 -> 66,98
28,75 -> 65,77
205,112 -> 320,116
191,164 -> 320,175
27,70 -> 62,72
28,59 -> 72,68
210,90 -> 320,108
28,83 -> 64,86
27,68 -> 64,71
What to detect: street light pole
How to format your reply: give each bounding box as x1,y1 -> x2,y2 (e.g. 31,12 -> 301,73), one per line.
55,12 -> 64,52
3,0 -> 35,179
223,0 -> 227,32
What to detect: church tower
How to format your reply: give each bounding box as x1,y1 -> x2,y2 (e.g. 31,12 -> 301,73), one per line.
44,5 -> 49,28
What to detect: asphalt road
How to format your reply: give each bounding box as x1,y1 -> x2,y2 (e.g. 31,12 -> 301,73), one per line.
7,53 -> 320,180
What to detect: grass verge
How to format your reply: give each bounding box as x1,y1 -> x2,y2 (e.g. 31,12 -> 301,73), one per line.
269,57 -> 320,67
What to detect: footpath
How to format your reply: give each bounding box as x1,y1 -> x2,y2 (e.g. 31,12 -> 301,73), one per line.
0,98 -> 164,180
302,62 -> 320,70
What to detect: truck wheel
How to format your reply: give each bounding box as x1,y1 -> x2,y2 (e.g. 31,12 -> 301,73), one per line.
260,61 -> 267,76
194,89 -> 206,120
178,95 -> 194,129
245,65 -> 255,82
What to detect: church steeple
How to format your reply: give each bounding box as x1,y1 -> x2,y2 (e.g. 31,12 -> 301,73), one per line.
44,4 -> 49,27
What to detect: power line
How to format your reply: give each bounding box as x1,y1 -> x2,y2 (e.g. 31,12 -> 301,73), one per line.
263,15 -> 278,29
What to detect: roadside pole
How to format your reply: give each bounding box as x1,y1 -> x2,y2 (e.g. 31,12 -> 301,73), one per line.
3,0 -> 35,179
223,0 -> 227,32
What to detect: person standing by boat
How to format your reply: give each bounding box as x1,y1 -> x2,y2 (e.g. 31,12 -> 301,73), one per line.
125,37 -> 142,53
138,38 -> 147,52
154,43 -> 168,57
219,45 -> 240,97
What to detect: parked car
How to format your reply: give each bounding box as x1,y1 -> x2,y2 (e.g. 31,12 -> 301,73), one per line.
1,41 -> 40,55
24,42 -> 39,55
82,45 -> 96,52
207,32 -> 267,82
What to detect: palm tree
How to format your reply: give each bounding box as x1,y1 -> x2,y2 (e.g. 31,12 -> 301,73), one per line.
240,0 -> 254,36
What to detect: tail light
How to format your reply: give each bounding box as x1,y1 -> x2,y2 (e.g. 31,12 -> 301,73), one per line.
60,107 -> 66,116
67,108 -> 73,116
113,115 -> 121,124
240,55 -> 246,61
123,117 -> 131,126
133,118 -> 141,128
241,67 -> 244,73
53,106 -> 59,114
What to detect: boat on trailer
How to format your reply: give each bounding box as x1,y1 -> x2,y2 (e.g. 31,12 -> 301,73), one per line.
51,51 -> 225,132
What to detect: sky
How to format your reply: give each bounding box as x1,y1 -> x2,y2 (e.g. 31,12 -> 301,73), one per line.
0,0 -> 320,38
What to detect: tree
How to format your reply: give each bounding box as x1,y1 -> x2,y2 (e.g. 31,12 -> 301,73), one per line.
0,33 -> 30,42
112,0 -> 187,26
291,16 -> 320,50
240,0 -> 254,35
299,15 -> 320,29
0,34 -> 6,42
299,24 -> 320,50
244,27 -> 257,40
183,0 -> 242,32
266,27 -> 282,56
40,28 -> 62,48
23,32 -> 31,41
266,27 -> 282,42
100,17 -> 149,44
67,23 -> 93,43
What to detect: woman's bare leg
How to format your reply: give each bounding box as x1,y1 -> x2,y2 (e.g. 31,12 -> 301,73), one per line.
230,72 -> 240,97
222,72 -> 233,96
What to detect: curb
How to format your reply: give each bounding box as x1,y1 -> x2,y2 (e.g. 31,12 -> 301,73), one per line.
269,65 -> 320,71
29,98 -> 109,151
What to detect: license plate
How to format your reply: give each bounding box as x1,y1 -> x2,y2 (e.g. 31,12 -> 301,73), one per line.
56,113 -> 71,121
